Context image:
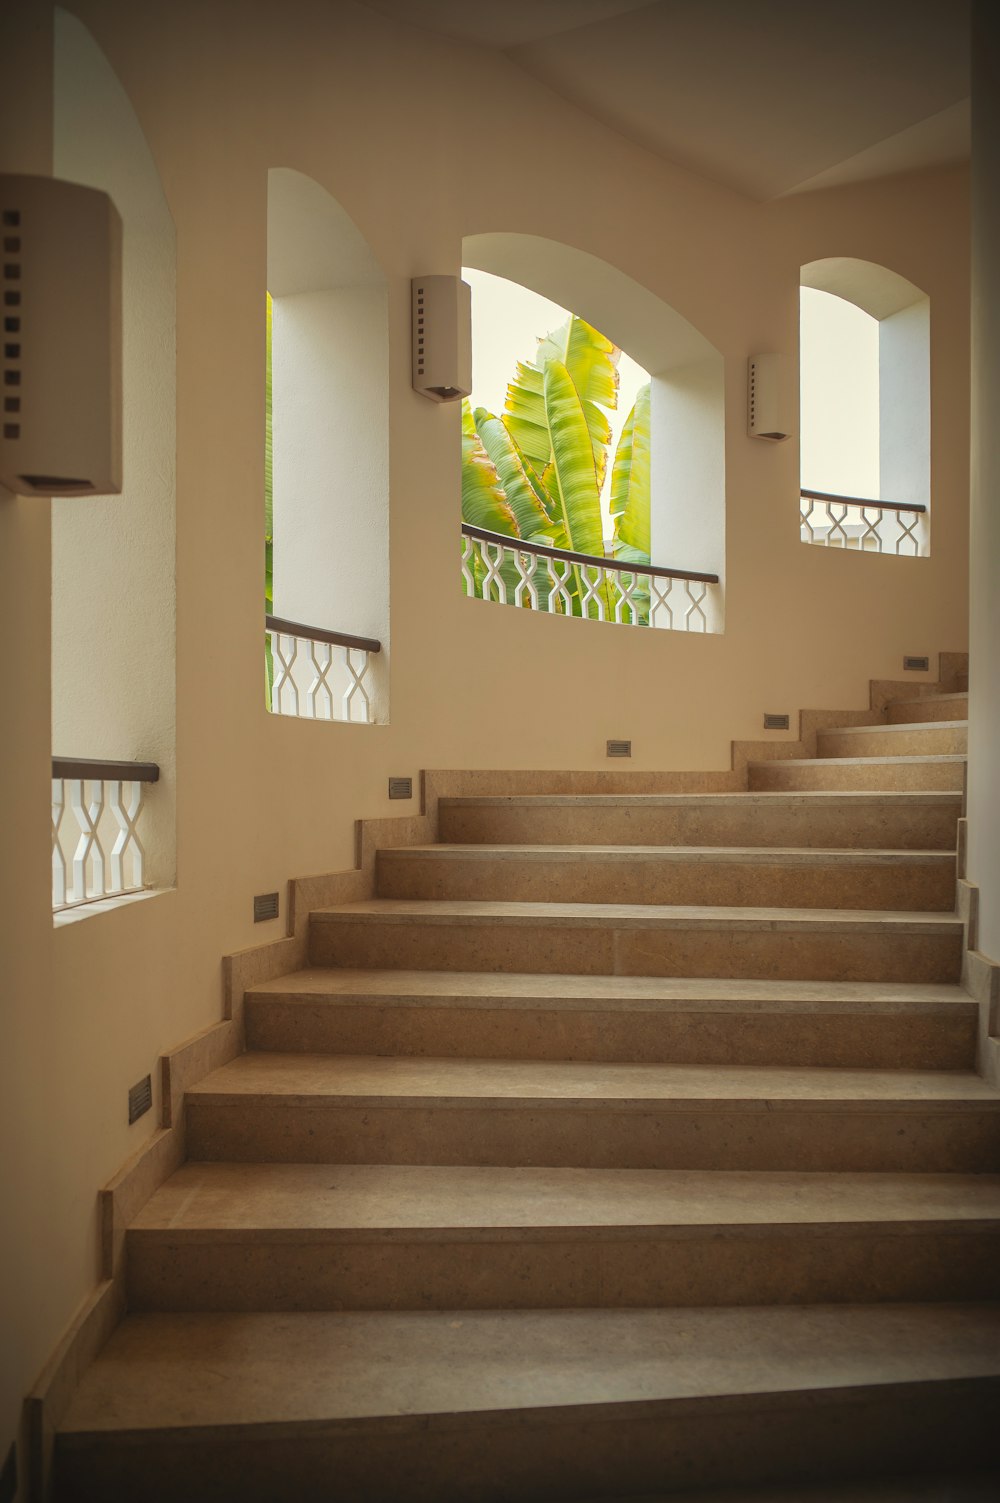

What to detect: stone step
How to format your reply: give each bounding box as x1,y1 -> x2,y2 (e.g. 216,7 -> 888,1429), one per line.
747,756 -> 965,793
438,791 -> 962,851
127,1162 -> 1000,1314
885,692 -> 969,724
307,900 -> 963,984
55,1304 -> 1000,1502
185,1054 -> 1000,1172
582,1475 -> 1000,1503
375,845 -> 957,912
245,970 -> 977,1070
817,722 -> 968,759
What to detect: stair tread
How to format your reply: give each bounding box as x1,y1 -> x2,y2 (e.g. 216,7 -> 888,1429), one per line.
440,792 -> 964,807
188,1052 -> 1000,1105
824,720 -> 968,735
311,898 -> 962,931
581,1476 -> 1000,1503
248,969 -> 975,1013
886,692 -> 969,706
382,845 -> 955,865
748,755 -> 965,768
131,1163 -> 1000,1236
59,1303 -> 1000,1438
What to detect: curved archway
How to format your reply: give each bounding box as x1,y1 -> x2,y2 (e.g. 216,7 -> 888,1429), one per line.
463,233 -> 725,598
267,168 -> 389,718
800,256 -> 930,551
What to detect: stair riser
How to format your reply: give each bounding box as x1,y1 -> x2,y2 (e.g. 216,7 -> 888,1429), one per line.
818,726 -> 967,758
186,1101 -> 1000,1173
245,999 -> 977,1070
748,762 -> 964,792
54,1377 -> 1000,1503
308,918 -> 962,984
887,697 -> 968,724
127,1227 -> 1000,1314
375,853 -> 955,912
438,802 -> 962,850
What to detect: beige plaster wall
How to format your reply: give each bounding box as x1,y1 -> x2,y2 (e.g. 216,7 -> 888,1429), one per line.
0,0 -> 973,1492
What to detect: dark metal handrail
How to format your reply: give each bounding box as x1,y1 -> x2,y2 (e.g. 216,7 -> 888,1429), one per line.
52,757 -> 160,782
800,489 -> 927,515
265,615 -> 382,654
461,524 -> 720,585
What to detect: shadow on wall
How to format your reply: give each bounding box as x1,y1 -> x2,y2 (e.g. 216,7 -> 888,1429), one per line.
51,7 -> 177,893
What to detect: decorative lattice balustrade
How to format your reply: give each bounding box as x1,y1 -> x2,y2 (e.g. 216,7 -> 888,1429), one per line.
461,525 -> 721,633
51,757 -> 159,913
800,490 -> 928,555
266,616 -> 381,725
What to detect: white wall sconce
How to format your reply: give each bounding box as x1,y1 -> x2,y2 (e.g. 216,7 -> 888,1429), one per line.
0,174 -> 122,496
411,275 -> 471,403
747,353 -> 794,441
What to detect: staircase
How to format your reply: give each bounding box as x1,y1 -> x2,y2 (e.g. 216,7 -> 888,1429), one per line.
55,672 -> 1000,1501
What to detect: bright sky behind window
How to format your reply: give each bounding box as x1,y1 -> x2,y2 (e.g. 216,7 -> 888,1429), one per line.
463,267 -> 650,537
800,287 -> 880,500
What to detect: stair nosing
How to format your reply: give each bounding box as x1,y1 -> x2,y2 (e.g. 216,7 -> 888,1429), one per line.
378,845 -> 956,866
309,900 -> 963,933
439,791 -> 964,807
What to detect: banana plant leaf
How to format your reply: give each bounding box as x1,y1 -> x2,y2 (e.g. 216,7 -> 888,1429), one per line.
474,408 -> 557,540
610,381 -> 651,561
543,360 -> 605,557
504,316 -> 619,493
461,399 -> 519,535
543,360 -> 615,618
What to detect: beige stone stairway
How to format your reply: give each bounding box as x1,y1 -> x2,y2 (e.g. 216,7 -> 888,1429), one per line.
55,674 -> 1000,1501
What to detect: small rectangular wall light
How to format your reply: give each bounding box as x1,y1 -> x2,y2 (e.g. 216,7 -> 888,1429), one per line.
0,174 -> 122,496
747,353 -> 793,441
412,275 -> 471,403
128,1074 -> 153,1125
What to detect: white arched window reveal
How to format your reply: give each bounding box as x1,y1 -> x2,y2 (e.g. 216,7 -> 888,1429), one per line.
799,258 -> 930,557
460,234 -> 725,635
266,169 -> 389,724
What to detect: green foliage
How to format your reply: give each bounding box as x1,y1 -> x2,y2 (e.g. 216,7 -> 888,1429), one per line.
460,309 -> 651,620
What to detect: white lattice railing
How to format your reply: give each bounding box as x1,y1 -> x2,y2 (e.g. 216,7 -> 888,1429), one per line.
52,757 -> 159,913
461,525 -> 721,633
800,490 -> 928,555
266,615 -> 381,725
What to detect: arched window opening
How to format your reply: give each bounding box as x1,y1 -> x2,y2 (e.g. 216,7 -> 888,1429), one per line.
51,8 -> 177,914
265,169 -> 389,724
799,258 -> 930,556
461,235 -> 725,635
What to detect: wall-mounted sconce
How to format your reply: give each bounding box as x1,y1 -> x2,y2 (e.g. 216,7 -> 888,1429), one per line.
0,174 -> 122,496
747,353 -> 794,441
412,275 -> 471,403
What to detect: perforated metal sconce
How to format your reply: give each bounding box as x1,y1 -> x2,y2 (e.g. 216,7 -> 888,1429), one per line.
0,174 -> 122,496
747,353 -> 793,441
411,276 -> 471,402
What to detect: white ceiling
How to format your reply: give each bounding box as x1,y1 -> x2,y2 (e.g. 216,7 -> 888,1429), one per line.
360,0 -> 971,201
